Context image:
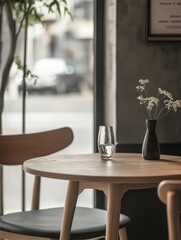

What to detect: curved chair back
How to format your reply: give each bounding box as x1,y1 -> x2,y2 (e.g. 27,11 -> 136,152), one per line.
0,127 -> 73,165
0,127 -> 73,214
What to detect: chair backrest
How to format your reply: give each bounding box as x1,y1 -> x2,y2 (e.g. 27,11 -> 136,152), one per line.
158,180 -> 181,240
0,127 -> 73,214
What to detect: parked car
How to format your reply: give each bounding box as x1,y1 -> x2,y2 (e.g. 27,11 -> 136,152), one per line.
18,58 -> 83,94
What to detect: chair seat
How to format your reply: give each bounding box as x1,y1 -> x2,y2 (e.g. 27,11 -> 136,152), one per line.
0,207 -> 130,239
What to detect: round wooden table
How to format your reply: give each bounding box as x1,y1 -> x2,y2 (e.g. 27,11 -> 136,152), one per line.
24,153 -> 181,240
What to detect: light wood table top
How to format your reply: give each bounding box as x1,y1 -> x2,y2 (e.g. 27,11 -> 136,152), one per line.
24,153 -> 181,184
23,153 -> 181,240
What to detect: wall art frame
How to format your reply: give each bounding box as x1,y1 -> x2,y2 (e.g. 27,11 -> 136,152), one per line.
147,0 -> 181,42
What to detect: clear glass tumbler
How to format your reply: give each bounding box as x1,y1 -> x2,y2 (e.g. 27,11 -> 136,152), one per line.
98,125 -> 115,160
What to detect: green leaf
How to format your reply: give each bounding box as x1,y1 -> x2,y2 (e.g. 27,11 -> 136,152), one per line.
14,56 -> 23,70
14,55 -> 39,84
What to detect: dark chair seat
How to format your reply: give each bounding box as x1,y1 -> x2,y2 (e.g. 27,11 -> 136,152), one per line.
0,207 -> 130,239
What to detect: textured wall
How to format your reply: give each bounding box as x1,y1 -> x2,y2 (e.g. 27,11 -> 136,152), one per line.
116,0 -> 181,143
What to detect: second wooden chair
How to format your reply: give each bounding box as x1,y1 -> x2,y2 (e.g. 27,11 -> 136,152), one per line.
158,180 -> 181,240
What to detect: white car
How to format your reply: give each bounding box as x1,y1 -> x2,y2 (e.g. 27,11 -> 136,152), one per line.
18,58 -> 82,94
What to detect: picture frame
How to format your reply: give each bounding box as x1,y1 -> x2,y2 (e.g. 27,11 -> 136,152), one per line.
147,0 -> 181,42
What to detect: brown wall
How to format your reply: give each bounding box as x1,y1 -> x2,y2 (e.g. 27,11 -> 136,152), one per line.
116,0 -> 181,144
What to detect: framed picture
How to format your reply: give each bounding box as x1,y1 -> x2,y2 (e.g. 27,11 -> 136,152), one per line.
147,0 -> 181,42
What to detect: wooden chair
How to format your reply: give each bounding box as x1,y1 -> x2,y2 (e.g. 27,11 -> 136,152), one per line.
0,127 -> 130,240
158,180 -> 181,240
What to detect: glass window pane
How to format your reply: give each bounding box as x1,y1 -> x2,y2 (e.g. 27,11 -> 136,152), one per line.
3,0 -> 94,212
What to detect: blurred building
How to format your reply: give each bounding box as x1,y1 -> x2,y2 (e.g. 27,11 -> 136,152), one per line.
27,0 -> 94,90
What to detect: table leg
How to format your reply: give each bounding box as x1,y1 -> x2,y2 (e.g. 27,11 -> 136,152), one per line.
106,183 -> 125,240
60,181 -> 79,240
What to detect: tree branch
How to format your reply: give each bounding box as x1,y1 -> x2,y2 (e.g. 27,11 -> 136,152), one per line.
15,2 -> 33,40
0,0 -> 8,69
0,12 -> 3,69
5,0 -> 16,39
0,0 -> 17,133
1,1 -> 16,94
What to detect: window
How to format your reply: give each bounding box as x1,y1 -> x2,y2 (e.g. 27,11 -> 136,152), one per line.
3,0 -> 94,213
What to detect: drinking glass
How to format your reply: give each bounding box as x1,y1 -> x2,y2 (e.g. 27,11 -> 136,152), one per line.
98,125 -> 115,160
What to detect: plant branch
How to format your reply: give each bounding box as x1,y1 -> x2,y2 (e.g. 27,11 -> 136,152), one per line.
143,89 -> 152,119
0,11 -> 3,69
157,109 -> 171,120
5,0 -> 16,39
1,1 -> 16,94
153,92 -> 160,119
15,2 -> 32,41
0,1 -> 17,134
22,9 -> 29,134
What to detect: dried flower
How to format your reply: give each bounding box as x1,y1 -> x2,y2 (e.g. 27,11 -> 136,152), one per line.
136,79 -> 181,120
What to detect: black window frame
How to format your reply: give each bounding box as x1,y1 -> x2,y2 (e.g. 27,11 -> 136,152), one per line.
93,0 -> 106,209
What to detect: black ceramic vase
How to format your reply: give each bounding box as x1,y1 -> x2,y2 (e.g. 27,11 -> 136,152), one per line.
142,119 -> 160,160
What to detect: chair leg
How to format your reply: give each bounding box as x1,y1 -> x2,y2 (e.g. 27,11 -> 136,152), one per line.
118,227 -> 128,240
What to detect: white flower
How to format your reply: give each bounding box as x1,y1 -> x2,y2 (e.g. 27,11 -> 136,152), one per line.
158,88 -> 173,99
147,97 -> 159,111
139,79 -> 149,85
136,86 -> 145,92
136,79 -> 181,120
